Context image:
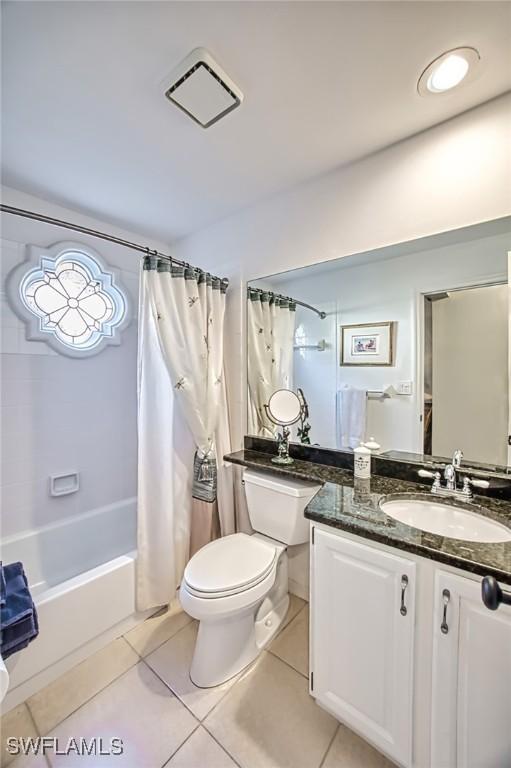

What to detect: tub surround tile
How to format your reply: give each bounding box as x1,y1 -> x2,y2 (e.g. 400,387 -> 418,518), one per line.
322,724 -> 396,768
0,704 -> 39,768
270,606 -> 309,678
124,599 -> 192,658
46,662 -> 196,767
27,637 -> 139,735
225,450 -> 511,585
164,727 -> 237,768
204,652 -> 337,768
144,622 -> 240,721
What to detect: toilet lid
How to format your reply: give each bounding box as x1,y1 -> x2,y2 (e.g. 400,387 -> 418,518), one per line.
184,533 -> 277,596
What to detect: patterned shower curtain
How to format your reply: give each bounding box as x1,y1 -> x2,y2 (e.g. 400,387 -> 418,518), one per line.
247,289 -> 296,437
137,256 -> 234,611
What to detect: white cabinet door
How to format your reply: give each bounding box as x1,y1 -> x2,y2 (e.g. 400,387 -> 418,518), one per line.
310,527 -> 416,767
431,570 -> 511,768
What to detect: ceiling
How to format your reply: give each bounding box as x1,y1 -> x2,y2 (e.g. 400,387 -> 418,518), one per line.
2,1 -> 510,243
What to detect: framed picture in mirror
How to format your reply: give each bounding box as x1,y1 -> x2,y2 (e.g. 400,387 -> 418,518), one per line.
340,321 -> 394,366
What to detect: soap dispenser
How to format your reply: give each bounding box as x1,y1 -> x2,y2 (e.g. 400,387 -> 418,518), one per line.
354,443 -> 371,479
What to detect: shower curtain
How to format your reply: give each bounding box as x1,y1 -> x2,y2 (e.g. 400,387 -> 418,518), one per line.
247,290 -> 296,437
137,257 -> 234,611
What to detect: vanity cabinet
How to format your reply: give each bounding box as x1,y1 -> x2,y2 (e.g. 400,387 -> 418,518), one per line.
430,570 -> 511,768
310,527 -> 416,767
310,522 -> 511,768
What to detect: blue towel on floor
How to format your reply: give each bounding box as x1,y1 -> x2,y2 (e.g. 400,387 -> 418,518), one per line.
0,562 -> 39,659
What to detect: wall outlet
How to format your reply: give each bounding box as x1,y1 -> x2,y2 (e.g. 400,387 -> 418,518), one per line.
397,381 -> 413,396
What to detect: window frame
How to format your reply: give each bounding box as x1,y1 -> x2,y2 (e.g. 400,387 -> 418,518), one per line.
7,241 -> 131,357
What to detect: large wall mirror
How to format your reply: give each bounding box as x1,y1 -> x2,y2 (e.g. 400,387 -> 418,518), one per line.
247,217 -> 511,471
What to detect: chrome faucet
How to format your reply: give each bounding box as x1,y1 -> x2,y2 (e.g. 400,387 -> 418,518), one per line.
418,448 -> 489,501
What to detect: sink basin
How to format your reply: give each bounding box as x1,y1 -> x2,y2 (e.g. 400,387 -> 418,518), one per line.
380,495 -> 511,543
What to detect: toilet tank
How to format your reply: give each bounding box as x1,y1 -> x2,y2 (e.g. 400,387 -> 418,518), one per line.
243,469 -> 322,545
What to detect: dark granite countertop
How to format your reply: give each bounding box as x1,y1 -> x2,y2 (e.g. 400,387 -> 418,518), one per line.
225,449 -> 356,485
225,449 -> 511,586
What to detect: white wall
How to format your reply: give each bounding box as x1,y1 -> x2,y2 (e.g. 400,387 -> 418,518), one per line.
258,229 -> 509,454
0,188 -> 166,563
174,94 -> 511,453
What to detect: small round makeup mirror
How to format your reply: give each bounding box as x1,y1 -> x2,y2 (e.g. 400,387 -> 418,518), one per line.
267,389 -> 302,426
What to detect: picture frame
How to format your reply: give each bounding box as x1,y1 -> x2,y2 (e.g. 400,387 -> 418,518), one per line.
340,321 -> 394,366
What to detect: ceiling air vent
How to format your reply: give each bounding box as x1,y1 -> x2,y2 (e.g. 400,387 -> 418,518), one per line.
164,48 -> 243,128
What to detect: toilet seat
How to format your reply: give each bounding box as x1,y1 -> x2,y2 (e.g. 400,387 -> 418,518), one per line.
183,533 -> 277,599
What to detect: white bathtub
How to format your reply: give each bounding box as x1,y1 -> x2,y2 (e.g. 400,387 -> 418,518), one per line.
1,498 -> 144,712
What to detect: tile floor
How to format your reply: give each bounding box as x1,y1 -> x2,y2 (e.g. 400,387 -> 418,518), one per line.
1,596 -> 394,768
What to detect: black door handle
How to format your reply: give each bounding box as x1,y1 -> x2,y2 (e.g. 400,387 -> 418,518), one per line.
481,576 -> 511,611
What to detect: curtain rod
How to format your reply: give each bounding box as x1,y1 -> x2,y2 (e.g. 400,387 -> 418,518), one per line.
0,204 -> 228,284
248,286 -> 326,319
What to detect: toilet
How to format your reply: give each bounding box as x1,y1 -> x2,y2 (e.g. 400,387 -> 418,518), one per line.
180,469 -> 322,687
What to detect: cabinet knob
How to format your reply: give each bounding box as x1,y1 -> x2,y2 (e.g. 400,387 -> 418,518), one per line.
481,576 -> 511,611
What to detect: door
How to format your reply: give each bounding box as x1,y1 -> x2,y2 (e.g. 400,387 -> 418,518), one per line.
310,527 -> 416,767
431,570 -> 511,768
430,283 -> 508,466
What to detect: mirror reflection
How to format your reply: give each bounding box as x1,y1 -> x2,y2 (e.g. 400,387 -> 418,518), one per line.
247,218 -> 511,469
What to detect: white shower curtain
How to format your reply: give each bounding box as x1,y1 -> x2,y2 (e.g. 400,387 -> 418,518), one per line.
137,257 -> 234,611
247,290 -> 296,437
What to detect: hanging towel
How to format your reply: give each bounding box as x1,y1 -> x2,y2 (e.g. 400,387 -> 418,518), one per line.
0,562 -> 39,660
336,386 -> 367,449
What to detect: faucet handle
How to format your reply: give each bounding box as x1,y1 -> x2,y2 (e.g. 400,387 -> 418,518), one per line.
462,476 -> 490,498
469,477 -> 490,490
418,469 -> 441,488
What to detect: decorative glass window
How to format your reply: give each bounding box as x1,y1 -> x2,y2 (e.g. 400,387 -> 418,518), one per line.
9,242 -> 130,356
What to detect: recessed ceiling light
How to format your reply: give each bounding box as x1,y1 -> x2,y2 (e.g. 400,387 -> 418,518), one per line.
417,47 -> 480,96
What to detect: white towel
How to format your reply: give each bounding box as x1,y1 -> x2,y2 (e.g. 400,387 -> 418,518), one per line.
336,386 -> 367,449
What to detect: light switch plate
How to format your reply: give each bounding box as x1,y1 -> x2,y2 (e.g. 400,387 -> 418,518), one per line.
397,381 -> 413,395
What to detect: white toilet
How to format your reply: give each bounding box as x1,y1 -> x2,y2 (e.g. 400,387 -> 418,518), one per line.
180,469 -> 322,687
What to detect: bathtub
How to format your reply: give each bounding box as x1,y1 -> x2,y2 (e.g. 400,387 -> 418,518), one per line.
1,498 -> 144,712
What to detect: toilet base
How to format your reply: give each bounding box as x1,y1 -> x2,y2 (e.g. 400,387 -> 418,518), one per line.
255,592 -> 289,648
190,592 -> 290,688
189,548 -> 290,688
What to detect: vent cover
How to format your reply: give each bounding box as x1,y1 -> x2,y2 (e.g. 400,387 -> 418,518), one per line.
164,48 -> 243,128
